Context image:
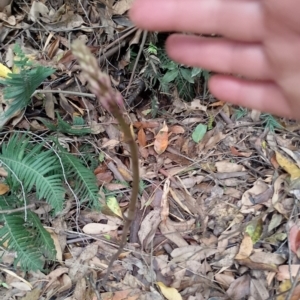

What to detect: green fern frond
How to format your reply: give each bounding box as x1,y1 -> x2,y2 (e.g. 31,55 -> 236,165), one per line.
40,113 -> 91,136
0,44 -> 55,128
207,114 -> 214,130
234,107 -> 248,120
27,211 -> 56,259
0,134 -> 65,213
151,94 -> 159,118
1,67 -> 54,116
60,150 -> 100,209
261,113 -> 283,131
139,180 -> 147,194
0,210 -> 44,271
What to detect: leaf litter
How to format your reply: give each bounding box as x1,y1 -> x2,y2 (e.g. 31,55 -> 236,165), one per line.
0,1 -> 300,300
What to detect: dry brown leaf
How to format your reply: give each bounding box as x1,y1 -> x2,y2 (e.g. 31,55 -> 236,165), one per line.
0,183 -> 9,195
215,160 -> 244,173
154,122 -> 169,155
209,100 -> 224,107
57,274 -> 72,294
78,244 -> 98,262
138,208 -> 161,250
0,167 -> 8,177
241,179 -> 269,213
171,245 -> 217,263
161,178 -> 170,223
46,229 -> 63,262
138,128 -> 147,147
230,146 -> 252,157
102,290 -> 141,300
215,273 -> 235,288
82,223 -> 118,234
235,234 -> 253,260
249,251 -> 286,265
128,28 -> 143,47
159,219 -> 189,248
47,38 -> 60,59
214,246 -> 238,268
72,278 -> 86,300
29,1 -> 49,22
21,289 -> 41,300
10,281 -> 31,291
0,0 -> 11,11
272,174 -> 288,205
96,171 -> 114,185
45,268 -> 68,291
277,265 -> 300,281
113,0 -> 134,15
189,99 -> 207,112
250,278 -> 269,300
203,132 -> 226,152
44,90 -> 55,120
117,165 -> 132,181
237,258 -> 278,272
169,188 -> 193,215
59,93 -> 74,115
270,152 -> 280,169
289,225 -> 300,257
226,274 -> 250,300
94,164 -> 108,175
170,125 -> 185,134
250,109 -> 261,121
102,139 -> 120,149
133,121 -> 160,129
0,12 -> 16,25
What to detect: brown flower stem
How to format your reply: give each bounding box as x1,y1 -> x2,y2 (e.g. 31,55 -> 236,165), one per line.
71,41 -> 140,287
102,104 -> 140,288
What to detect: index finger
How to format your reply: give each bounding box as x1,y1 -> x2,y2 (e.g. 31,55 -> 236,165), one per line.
130,0 -> 264,42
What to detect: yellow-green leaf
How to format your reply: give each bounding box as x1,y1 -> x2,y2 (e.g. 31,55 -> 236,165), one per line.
0,63 -> 11,78
156,282 -> 182,300
106,196 -> 123,218
245,218 -> 263,244
276,151 -> 300,180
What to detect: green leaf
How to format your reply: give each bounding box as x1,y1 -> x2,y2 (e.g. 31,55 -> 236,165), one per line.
99,152 -> 105,163
161,60 -> 177,70
180,68 -> 194,84
162,69 -> 179,83
191,67 -> 202,78
202,69 -> 210,81
192,124 -> 207,143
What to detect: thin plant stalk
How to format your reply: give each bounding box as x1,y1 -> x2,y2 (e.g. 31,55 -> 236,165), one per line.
71,41 -> 140,287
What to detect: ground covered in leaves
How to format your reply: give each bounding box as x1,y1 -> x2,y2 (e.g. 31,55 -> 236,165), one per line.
1,1 -> 300,299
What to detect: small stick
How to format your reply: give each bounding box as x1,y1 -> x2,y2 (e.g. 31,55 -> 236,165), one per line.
0,203 -> 35,214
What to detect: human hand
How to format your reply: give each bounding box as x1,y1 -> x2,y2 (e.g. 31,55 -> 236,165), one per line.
130,0 -> 300,119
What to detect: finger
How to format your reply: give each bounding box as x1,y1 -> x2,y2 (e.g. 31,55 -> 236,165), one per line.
208,75 -> 295,118
130,0 -> 263,42
166,35 -> 271,80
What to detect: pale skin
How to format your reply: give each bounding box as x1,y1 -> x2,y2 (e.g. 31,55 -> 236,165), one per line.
130,0 -> 300,119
